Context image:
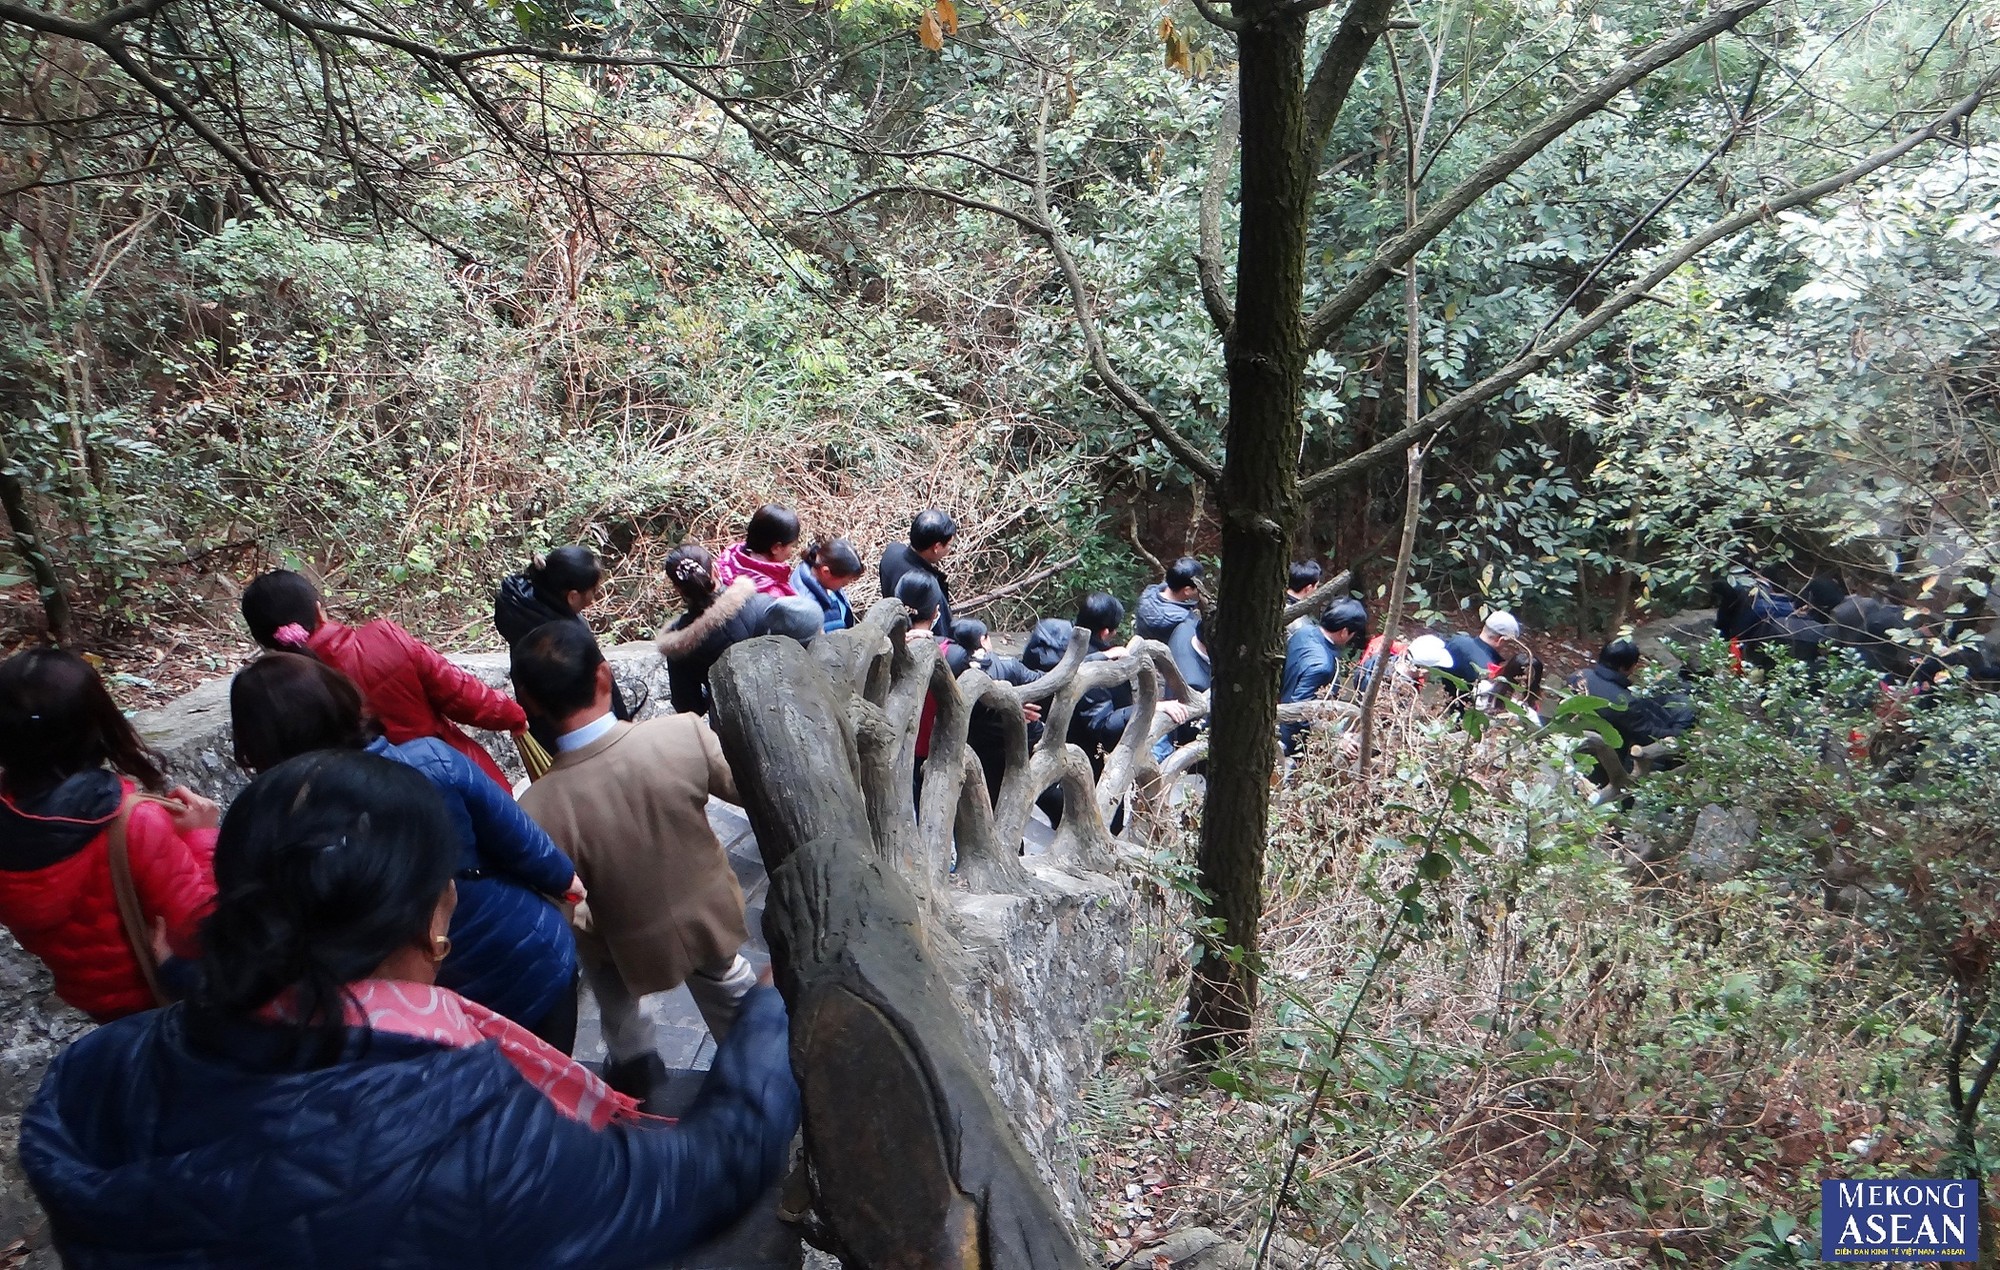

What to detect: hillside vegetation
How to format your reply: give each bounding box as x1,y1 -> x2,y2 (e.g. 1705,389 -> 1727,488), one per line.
2,1 -> 1992,651
2,0 -> 1998,1264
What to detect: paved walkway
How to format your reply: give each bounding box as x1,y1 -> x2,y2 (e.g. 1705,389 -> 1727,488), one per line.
571,799 -> 795,1269
582,795 -> 1059,1268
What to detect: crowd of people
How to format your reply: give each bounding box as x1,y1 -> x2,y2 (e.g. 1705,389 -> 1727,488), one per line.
1,498 -> 1991,1265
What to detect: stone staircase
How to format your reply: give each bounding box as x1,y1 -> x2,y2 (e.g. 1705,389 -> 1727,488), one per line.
0,638 -> 1138,1267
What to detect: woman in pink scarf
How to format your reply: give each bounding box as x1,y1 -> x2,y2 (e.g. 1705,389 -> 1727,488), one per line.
21,749 -> 799,1268
713,503 -> 801,597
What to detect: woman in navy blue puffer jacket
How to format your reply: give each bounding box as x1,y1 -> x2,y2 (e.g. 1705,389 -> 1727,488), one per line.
229,652 -> 581,1047
21,750 -> 800,1269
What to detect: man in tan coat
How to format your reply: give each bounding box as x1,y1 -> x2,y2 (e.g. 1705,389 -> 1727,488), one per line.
511,621 -> 755,1097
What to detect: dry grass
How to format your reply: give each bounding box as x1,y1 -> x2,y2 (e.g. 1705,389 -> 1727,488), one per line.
1080,685 -> 1933,1268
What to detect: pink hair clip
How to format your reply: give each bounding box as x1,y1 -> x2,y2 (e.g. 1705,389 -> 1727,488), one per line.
273,623 -> 312,648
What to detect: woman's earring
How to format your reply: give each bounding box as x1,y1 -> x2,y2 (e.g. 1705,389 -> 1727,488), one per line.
430,935 -> 453,963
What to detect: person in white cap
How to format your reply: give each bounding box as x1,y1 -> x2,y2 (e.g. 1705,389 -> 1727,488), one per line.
1405,633 -> 1454,680
1443,610 -> 1521,702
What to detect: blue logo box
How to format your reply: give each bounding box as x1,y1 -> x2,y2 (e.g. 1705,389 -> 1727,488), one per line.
1821,1178 -> 1978,1261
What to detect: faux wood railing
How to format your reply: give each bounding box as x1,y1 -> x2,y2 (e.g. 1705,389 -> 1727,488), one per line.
706,599 -> 1352,1267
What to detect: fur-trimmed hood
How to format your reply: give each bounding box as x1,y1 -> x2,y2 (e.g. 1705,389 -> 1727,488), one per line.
656,576 -> 760,660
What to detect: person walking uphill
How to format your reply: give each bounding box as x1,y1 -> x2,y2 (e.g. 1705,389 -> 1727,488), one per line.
20,750 -> 800,1269
1444,611 -> 1522,700
713,504 -> 801,598
513,622 -> 759,1103
877,509 -> 957,636
492,545 -> 636,735
1281,598 -> 1369,755
0,649 -> 220,1022
230,654 -> 583,1049
243,569 -> 526,788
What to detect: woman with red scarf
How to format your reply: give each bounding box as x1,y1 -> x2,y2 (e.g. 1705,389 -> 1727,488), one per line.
20,750 -> 800,1269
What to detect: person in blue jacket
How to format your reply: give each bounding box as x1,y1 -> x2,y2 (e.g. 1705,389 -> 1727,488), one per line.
230,652 -> 582,1049
1280,598 -> 1369,755
20,749 -> 800,1269
792,537 -> 863,632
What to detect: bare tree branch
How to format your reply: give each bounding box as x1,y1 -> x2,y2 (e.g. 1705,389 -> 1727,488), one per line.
1023,89 -> 1223,488
1197,88 -> 1239,334
0,2 -> 279,203
1299,61 -> 2000,501
815,183 -> 1053,239
1191,0 -> 1247,34
1523,58 -> 1767,351
819,106 -> 1226,489
1301,0 -> 1776,350
1282,568 -> 1353,625
1302,0 -> 1399,162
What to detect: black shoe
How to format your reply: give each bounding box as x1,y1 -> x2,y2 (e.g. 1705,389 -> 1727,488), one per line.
602,1053 -> 668,1106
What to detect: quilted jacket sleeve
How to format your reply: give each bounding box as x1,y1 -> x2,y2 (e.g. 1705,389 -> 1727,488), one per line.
444,749 -> 575,896
124,802 -> 218,960
391,621 -> 528,733
1075,680 -> 1134,755
480,986 -> 801,1267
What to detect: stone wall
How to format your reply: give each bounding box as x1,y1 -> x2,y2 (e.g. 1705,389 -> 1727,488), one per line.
0,934 -> 90,1269
954,858 -> 1138,1224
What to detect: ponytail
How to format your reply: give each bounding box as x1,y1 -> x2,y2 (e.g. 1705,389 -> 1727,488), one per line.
525,546 -> 603,606
192,751 -> 456,1061
243,570 -> 323,653
802,536 -> 863,579
895,571 -> 945,624
665,543 -> 720,614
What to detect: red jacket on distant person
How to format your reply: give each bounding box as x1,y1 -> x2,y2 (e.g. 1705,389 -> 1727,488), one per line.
307,618 -> 525,787
0,773 -> 217,1021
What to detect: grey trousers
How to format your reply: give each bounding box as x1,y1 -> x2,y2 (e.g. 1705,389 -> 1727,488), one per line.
587,951 -> 758,1063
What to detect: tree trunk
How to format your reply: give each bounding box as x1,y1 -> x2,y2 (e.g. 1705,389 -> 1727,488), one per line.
0,424 -> 76,645
1188,6 -> 1313,1053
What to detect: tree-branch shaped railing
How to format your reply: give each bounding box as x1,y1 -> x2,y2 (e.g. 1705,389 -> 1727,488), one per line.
706,598 -> 1354,1267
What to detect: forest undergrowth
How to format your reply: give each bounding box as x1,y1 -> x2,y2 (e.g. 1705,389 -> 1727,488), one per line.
1077,664 -> 1998,1267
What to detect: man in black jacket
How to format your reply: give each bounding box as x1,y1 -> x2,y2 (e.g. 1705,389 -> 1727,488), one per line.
877,510 -> 957,636
1071,593 -> 1189,761
1571,638 -> 1692,752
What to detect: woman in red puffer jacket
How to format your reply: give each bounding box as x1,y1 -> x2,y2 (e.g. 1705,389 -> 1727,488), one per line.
0,649 -> 220,1021
241,570 -> 527,788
